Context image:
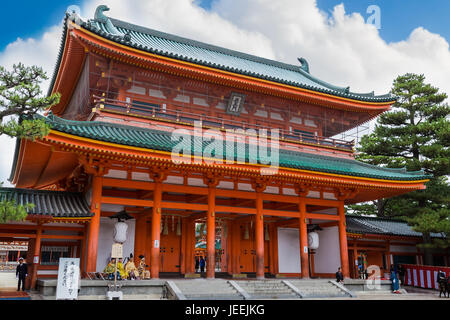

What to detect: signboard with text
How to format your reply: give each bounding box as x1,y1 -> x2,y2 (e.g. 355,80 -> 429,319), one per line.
56,258 -> 80,300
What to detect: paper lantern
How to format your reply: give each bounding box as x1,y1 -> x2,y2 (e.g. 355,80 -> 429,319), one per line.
176,217 -> 181,236
244,223 -> 249,240
308,232 -> 319,249
113,221 -> 128,244
163,216 -> 169,235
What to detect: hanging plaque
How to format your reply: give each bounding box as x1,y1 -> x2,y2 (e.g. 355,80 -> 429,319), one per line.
226,92 -> 246,116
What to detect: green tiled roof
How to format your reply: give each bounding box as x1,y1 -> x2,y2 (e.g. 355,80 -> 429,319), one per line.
50,8 -> 396,103
0,187 -> 92,218
346,215 -> 444,238
43,114 -> 429,182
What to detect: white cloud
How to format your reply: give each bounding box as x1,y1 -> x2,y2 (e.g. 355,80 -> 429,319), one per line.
0,0 -> 449,185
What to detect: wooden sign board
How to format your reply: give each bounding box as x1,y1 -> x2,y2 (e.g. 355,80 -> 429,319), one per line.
111,243 -> 123,258
56,258 -> 80,300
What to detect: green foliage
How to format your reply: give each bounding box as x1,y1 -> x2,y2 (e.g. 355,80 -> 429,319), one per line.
0,63 -> 60,223
0,199 -> 33,223
353,73 -> 450,252
0,63 -> 60,140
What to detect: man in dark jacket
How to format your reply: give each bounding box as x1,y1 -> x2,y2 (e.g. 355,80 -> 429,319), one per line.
16,257 -> 28,291
336,267 -> 344,283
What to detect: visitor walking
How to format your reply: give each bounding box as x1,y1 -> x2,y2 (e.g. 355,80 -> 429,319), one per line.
16,257 -> 28,291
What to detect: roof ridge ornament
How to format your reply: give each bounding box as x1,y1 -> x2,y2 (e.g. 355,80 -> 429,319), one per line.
297,57 -> 310,73
94,5 -> 125,37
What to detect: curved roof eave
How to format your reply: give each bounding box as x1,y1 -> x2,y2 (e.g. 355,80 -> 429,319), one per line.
47,10 -> 397,105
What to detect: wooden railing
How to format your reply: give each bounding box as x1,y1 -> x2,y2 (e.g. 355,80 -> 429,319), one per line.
93,96 -> 355,151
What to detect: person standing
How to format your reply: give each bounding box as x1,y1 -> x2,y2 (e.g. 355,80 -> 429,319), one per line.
16,257 -> 28,291
335,267 -> 344,283
390,266 -> 400,293
199,256 -> 206,273
195,256 -> 199,272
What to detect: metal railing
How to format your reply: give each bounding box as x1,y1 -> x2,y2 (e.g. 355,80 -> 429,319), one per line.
92,96 -> 355,151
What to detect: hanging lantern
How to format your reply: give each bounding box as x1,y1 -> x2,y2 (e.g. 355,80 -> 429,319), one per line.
308,232 -> 319,249
163,216 -> 169,235
113,221 -> 128,244
244,223 -> 249,240
176,217 -> 181,236
109,210 -> 132,244
264,224 -> 270,241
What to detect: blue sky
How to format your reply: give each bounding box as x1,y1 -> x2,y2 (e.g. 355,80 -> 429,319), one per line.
0,0 -> 449,51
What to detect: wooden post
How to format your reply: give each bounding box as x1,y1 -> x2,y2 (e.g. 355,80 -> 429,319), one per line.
255,191 -> 265,279
80,225 -> 88,276
232,221 -> 241,275
338,201 -> 350,278
226,220 -> 232,275
180,218 -> 186,274
206,184 -> 216,279
187,219 -> 195,274
30,227 -> 42,289
150,180 -> 163,279
298,197 -> 310,278
134,214 -> 147,265
86,174 -> 103,273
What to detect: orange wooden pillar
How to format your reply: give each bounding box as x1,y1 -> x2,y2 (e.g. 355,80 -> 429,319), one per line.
206,183 -> 216,279
226,220 -> 232,275
255,190 -> 265,279
30,227 -> 42,289
134,214 -> 147,265
338,201 -> 350,278
231,221 -> 241,275
86,174 -> 103,273
185,219 -> 195,274
298,197 -> 310,278
180,218 -> 187,274
80,225 -> 88,275
150,179 -> 163,279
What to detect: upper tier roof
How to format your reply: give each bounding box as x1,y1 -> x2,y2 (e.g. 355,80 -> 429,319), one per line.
49,6 -> 396,104
38,113 -> 429,182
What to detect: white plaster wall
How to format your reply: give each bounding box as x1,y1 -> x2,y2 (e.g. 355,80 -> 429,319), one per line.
313,226 -> 341,274
96,217 -> 136,272
277,228 -> 301,273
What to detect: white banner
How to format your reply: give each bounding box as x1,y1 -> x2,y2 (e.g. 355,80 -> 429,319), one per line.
56,258 -> 80,300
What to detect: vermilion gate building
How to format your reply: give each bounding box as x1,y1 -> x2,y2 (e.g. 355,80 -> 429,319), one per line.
1,6 -> 431,288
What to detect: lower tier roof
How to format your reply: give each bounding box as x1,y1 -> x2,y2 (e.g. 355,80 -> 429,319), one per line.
41,114 -> 429,182
0,187 -> 92,218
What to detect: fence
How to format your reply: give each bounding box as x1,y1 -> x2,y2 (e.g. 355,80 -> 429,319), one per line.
402,264 -> 450,290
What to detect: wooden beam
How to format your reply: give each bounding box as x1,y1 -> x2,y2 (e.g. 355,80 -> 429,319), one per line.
306,213 -> 340,221
102,196 -> 154,207
41,234 -> 84,240
0,233 -> 37,238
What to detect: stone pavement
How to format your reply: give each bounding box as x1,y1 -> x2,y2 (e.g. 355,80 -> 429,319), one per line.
0,272 -> 17,289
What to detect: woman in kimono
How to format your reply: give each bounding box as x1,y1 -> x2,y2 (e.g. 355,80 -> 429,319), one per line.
390,265 -> 400,293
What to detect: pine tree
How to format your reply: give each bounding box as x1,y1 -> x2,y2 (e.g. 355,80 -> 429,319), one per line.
0,63 -> 60,222
352,73 -> 450,265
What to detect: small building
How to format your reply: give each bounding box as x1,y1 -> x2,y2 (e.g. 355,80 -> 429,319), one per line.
0,6 -> 437,289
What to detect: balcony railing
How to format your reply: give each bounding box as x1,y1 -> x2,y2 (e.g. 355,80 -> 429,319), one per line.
92,96 -> 355,151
